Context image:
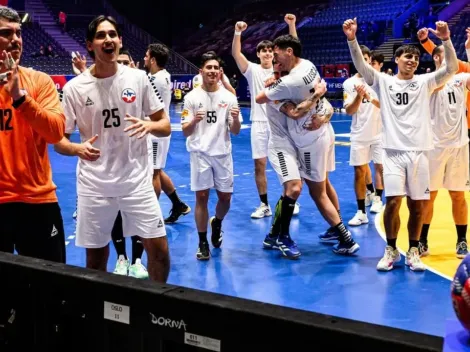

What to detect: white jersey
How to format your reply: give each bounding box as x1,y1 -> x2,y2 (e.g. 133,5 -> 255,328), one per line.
193,73 -> 231,89
62,64 -> 165,197
371,72 -> 438,151
181,86 -> 241,156
243,62 -> 272,121
343,74 -> 382,143
430,73 -> 470,148
149,69 -> 172,140
265,58 -> 328,148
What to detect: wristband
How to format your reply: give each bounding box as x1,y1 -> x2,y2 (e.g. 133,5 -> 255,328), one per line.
234,31 -> 241,35
12,94 -> 26,108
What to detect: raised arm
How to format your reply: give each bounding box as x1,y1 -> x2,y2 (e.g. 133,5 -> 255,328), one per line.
285,14 -> 298,38
231,21 -> 250,74
429,22 -> 458,87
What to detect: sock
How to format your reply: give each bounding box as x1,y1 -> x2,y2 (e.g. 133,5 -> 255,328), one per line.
167,190 -> 183,207
420,224 -> 430,244
269,196 -> 283,238
334,222 -> 351,243
280,196 -> 296,237
409,240 -> 419,251
131,236 -> 144,265
376,189 -> 383,198
366,183 -> 375,194
337,209 -> 343,222
357,199 -> 366,213
387,238 -> 397,249
198,231 -> 208,243
456,224 -> 467,243
111,212 -> 127,259
260,193 -> 268,206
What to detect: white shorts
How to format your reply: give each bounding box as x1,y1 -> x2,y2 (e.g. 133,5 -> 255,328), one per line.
251,121 -> 270,159
76,189 -> 166,248
383,149 -> 430,200
190,152 -> 233,193
297,126 -> 335,182
349,140 -> 383,166
268,138 -> 301,185
429,145 -> 470,191
151,136 -> 170,169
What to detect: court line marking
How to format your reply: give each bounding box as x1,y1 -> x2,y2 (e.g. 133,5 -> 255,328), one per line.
373,207 -> 453,281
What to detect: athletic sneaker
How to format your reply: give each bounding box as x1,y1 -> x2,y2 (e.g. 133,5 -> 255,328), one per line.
113,255 -> 129,275
251,203 -> 272,219
348,211 -> 369,226
365,191 -> 374,207
418,242 -> 429,257
128,259 -> 149,279
293,202 -> 300,215
262,235 -> 279,249
332,238 -> 360,255
318,227 -> 338,241
164,202 -> 191,224
457,241 -> 468,258
197,241 -> 210,260
370,196 -> 383,213
377,246 -> 401,271
406,247 -> 426,271
276,235 -> 301,259
210,216 -> 223,248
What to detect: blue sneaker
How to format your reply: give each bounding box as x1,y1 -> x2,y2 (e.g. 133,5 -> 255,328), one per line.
319,227 -> 338,242
276,236 -> 301,259
332,240 -> 360,255
263,235 -> 278,249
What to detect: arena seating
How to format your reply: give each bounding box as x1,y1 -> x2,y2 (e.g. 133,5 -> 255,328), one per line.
20,22 -> 74,75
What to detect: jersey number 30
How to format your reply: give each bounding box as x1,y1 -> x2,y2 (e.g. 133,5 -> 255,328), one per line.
103,108 -> 121,128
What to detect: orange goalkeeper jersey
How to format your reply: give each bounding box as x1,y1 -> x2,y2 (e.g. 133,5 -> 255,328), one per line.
0,67 -> 65,204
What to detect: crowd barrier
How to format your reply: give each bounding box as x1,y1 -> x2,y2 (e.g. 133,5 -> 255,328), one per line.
0,252 -> 443,351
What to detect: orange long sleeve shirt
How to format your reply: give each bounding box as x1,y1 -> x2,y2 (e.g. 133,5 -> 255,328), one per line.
0,67 -> 65,204
421,39 -> 470,127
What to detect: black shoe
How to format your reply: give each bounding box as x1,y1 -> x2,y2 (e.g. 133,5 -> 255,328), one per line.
210,216 -> 223,248
197,241 -> 210,260
164,202 -> 191,224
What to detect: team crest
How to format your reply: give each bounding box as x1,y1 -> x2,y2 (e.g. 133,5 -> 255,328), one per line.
218,100 -> 228,108
454,80 -> 463,87
122,88 -> 136,103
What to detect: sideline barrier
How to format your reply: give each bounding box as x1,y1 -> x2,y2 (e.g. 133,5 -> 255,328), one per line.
0,252 -> 443,351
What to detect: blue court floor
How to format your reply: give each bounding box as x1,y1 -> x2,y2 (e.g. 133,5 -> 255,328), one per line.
49,104 -> 455,338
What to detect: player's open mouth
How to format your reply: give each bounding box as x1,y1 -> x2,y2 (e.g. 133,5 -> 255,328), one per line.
103,48 -> 115,54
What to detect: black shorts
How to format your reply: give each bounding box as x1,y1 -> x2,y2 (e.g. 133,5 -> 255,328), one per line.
0,202 -> 66,263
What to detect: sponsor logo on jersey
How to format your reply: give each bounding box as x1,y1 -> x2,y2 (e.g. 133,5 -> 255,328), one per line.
181,109 -> 189,118
122,88 -> 136,103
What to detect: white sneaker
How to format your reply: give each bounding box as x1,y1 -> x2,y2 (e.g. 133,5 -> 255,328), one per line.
370,196 -> 383,213
251,203 -> 272,218
293,202 -> 300,215
377,246 -> 401,271
113,255 -> 129,276
365,191 -> 374,207
129,258 -> 149,279
406,247 -> 426,271
348,210 -> 369,226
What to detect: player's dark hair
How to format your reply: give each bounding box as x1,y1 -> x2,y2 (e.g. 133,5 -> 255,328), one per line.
200,51 -> 221,68
360,45 -> 371,57
0,6 -> 20,23
394,45 -> 420,59
147,43 -> 169,68
86,15 -> 121,59
257,40 -> 274,53
119,48 -> 131,59
273,35 -> 301,57
371,51 -> 384,64
431,45 -> 443,58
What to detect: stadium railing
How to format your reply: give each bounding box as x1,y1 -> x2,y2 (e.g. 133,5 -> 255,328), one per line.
0,252 -> 443,351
